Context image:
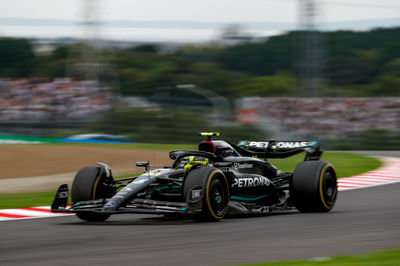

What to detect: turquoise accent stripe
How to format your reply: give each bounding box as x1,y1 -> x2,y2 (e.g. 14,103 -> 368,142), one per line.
306,141 -> 318,151
148,185 -> 181,194
309,141 -> 318,146
155,185 -> 181,191
230,195 -> 268,201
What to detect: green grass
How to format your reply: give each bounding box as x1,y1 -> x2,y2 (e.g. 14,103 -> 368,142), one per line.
269,152 -> 381,178
240,248 -> 400,266
0,190 -> 56,209
0,151 -> 381,209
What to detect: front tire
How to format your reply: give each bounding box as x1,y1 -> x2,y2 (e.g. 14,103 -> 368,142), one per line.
184,167 -> 230,222
291,161 -> 337,212
71,166 -> 115,222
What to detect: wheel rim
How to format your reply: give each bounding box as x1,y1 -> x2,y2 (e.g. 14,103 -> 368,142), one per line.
209,178 -> 228,217
323,171 -> 337,205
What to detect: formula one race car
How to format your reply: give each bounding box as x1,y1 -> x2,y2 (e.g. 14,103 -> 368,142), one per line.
51,132 -> 338,222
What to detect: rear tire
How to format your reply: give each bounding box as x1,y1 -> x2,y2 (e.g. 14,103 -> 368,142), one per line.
71,166 -> 115,222
184,167 -> 229,222
291,161 -> 337,212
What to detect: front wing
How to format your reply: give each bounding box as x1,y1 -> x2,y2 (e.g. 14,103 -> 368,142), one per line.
51,184 -> 196,216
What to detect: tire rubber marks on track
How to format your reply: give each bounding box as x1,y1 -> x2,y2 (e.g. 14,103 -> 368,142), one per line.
1,157 -> 399,221
338,157 -> 400,191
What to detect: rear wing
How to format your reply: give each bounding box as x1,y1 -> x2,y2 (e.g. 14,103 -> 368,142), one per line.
236,140 -> 323,160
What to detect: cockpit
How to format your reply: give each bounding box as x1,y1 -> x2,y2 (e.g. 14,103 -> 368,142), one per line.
198,140 -> 241,158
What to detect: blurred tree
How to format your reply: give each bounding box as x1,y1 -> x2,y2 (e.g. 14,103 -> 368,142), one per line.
380,57 -> 400,77
375,76 -> 400,95
31,57 -> 67,77
52,45 -> 70,59
131,44 -> 159,53
230,74 -> 296,97
327,50 -> 379,85
0,38 -> 35,77
2,28 -> 400,97
216,33 -> 294,76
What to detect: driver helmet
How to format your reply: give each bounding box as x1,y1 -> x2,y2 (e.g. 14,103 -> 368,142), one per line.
184,156 -> 209,169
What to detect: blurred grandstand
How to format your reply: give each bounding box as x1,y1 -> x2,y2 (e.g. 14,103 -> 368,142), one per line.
0,78 -> 111,122
237,97 -> 400,139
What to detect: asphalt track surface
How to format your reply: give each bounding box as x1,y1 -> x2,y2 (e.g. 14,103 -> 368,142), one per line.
1,153 -> 400,266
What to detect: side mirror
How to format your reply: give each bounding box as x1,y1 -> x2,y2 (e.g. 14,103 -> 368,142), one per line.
136,161 -> 149,171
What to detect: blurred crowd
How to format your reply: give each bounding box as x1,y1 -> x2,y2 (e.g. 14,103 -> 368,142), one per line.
0,78 -> 112,121
238,97 -> 400,137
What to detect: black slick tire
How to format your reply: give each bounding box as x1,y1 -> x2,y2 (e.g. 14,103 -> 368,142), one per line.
291,161 -> 337,212
184,167 -> 230,222
71,166 -> 115,222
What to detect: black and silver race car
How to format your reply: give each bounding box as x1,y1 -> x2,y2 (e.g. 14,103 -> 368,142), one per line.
51,132 -> 338,222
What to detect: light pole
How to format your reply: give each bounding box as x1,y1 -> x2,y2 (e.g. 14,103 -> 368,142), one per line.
297,0 -> 325,97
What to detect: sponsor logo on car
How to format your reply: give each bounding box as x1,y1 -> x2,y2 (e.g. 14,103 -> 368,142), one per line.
275,141 -> 309,149
248,141 -> 310,149
233,163 -> 253,169
248,141 -> 269,148
232,176 -> 271,188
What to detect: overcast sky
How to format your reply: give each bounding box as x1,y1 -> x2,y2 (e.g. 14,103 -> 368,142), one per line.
1,0 -> 399,41
2,0 -> 400,22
